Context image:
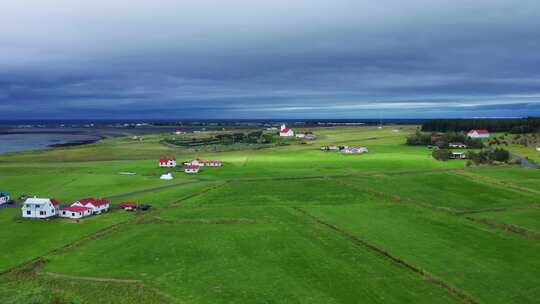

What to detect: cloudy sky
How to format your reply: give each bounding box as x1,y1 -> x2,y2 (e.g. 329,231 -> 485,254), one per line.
1,0 -> 540,119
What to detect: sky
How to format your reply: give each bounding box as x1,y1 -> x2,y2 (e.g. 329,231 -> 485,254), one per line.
1,0 -> 540,119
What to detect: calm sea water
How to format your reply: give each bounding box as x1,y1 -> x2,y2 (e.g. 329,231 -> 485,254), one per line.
0,133 -> 100,154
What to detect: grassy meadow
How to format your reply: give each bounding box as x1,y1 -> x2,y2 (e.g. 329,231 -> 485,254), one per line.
1,125 -> 539,303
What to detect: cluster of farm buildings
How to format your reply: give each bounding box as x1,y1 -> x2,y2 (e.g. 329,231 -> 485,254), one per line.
0,192 -> 146,220
320,145 -> 369,154
278,124 -> 316,140
158,157 -> 222,179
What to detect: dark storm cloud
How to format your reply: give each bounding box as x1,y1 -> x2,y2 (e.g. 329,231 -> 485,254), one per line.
1,0 -> 540,118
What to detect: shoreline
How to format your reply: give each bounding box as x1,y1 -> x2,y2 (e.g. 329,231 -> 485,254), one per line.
0,131 -> 110,154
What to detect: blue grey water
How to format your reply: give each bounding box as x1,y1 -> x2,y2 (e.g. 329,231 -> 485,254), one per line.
0,134 -> 100,154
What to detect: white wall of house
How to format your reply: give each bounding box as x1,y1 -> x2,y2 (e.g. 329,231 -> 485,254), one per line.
159,160 -> 177,167
22,198 -> 57,219
72,202 -> 109,214
0,195 -> 9,205
59,209 -> 92,219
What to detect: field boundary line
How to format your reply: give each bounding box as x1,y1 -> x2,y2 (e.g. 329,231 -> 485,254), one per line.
454,170 -> 540,196
166,182 -> 226,208
293,207 -> 479,304
105,180 -> 212,199
43,271 -> 142,283
464,217 -> 540,240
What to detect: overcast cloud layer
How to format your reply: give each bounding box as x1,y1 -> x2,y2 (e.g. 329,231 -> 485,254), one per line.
1,0 -> 540,119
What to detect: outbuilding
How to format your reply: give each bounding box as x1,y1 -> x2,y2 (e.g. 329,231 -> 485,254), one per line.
160,173 -> 174,180
184,165 -> 200,173
59,206 -> 92,219
449,143 -> 468,148
21,197 -> 59,219
119,201 -> 137,211
0,191 -> 10,205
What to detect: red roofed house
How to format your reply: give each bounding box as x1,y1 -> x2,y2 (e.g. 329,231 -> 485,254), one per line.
60,206 -> 92,219
72,198 -> 110,214
159,157 -> 177,168
279,124 -> 294,137
467,130 -> 490,139
184,165 -> 200,174
184,159 -> 222,167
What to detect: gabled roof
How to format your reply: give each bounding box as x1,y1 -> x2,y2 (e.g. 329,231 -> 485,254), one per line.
62,206 -> 91,213
280,128 -> 291,133
77,198 -> 109,207
50,198 -> 60,206
119,201 -> 137,208
468,129 -> 490,134
159,157 -> 176,163
78,197 -> 98,204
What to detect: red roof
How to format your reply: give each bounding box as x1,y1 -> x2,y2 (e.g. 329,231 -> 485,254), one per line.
119,201 -> 137,208
50,198 -> 60,206
78,198 -> 109,207
200,160 -> 221,164
94,199 -> 109,207
281,128 -> 291,133
159,157 -> 176,163
184,165 -> 200,170
79,197 -> 97,204
62,206 -> 91,213
468,129 -> 490,134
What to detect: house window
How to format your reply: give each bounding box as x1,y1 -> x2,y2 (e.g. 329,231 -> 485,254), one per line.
26,211 -> 31,215
63,211 -> 66,215
72,213 -> 75,216
39,211 -> 45,215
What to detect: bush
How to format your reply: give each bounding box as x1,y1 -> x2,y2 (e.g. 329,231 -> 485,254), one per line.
432,149 -> 451,161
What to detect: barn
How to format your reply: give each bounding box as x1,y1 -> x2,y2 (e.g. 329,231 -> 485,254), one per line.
467,130 -> 490,138
72,198 -> 110,214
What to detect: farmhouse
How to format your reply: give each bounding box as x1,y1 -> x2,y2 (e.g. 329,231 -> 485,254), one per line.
467,130 -> 490,138
184,159 -> 222,167
296,133 -> 316,140
60,206 -> 92,219
159,157 -> 177,168
341,147 -> 369,154
21,197 -> 59,219
0,191 -> 10,205
449,142 -> 468,148
184,165 -> 200,173
536,145 -> 540,152
450,152 -> 467,159
279,124 -> 294,137
72,198 -> 110,214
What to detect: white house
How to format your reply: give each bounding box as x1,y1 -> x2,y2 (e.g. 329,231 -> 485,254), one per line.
450,152 -> 467,159
341,147 -> 369,154
59,206 -> 92,219
279,124 -> 294,137
467,130 -> 490,138
449,143 -> 468,148
160,173 -> 174,180
72,198 -> 109,214
184,159 -> 222,167
0,191 -> 10,205
159,157 -> 177,168
22,197 -> 59,219
184,165 -> 200,173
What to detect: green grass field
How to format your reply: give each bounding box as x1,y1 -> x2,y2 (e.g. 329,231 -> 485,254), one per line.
1,125 -> 539,303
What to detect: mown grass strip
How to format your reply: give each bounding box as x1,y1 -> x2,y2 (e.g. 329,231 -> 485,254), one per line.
293,206 -> 479,304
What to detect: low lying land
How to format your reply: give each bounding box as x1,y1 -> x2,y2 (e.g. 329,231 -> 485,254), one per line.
1,125 -> 539,303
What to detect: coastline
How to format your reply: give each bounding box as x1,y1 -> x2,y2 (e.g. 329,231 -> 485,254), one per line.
0,131 -> 108,154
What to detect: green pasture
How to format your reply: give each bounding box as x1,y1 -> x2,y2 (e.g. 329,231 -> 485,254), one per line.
1,125 -> 540,303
